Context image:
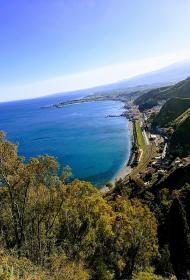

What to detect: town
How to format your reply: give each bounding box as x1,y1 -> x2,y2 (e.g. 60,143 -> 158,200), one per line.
121,99 -> 190,187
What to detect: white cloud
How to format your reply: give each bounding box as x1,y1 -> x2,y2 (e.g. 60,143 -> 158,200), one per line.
1,49 -> 190,102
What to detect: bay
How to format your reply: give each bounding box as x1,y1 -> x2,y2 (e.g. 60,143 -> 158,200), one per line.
0,92 -> 130,187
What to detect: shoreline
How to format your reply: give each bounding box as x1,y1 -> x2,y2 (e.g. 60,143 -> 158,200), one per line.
101,119 -> 134,192
111,120 -> 133,180
113,120 -> 134,181
44,95 -> 135,192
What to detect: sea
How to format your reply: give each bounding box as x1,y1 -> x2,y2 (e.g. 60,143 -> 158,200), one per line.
0,92 -> 130,187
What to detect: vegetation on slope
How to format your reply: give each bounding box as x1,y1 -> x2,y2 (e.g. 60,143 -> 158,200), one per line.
152,103 -> 190,157
135,86 -> 170,111
135,77 -> 190,111
171,107 -> 190,128
0,132 -> 159,280
145,79 -> 190,156
113,163 -> 190,279
152,97 -> 190,127
169,111 -> 190,156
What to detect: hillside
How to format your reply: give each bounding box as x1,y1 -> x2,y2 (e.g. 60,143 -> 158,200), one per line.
113,159 -> 190,279
172,107 -> 190,128
166,77 -> 190,98
135,77 -> 190,111
135,86 -> 170,111
152,97 -> 190,127
0,132 -> 160,280
169,110 -> 190,156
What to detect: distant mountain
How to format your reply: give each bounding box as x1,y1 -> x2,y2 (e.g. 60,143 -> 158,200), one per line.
89,60 -> 190,94
113,60 -> 190,89
51,60 -> 190,99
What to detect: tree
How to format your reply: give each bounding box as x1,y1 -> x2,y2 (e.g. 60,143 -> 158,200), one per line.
110,197 -> 158,278
0,132 -> 159,279
58,180 -> 115,272
0,132 -> 64,263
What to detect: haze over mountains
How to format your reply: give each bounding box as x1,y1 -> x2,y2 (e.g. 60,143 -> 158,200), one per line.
88,60 -> 190,94
116,60 -> 190,87
53,59 -> 190,98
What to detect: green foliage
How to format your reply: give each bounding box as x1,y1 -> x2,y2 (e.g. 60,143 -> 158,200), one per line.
132,268 -> 170,280
169,112 -> 190,156
45,253 -> 90,280
0,250 -> 43,280
135,86 -> 170,111
135,77 -> 190,112
172,108 -> 190,128
168,186 -> 190,280
152,97 -> 190,127
61,165 -> 72,182
0,132 -> 158,279
147,94 -> 190,156
0,249 -> 89,280
113,162 -> 190,279
113,201 -> 157,278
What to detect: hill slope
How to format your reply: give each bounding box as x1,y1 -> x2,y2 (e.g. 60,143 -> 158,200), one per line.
152,98 -> 190,127
172,107 -> 190,128
135,86 -> 170,111
169,109 -> 190,156
135,77 -> 190,111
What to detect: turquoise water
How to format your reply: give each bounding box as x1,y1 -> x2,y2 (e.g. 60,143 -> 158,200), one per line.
0,93 -> 130,187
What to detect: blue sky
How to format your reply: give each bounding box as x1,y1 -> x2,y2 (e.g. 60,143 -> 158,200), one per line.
0,0 -> 190,101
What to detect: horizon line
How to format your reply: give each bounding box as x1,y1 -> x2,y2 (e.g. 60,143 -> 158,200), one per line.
1,50 -> 190,103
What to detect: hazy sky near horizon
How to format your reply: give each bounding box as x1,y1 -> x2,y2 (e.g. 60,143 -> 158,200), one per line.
0,0 -> 190,101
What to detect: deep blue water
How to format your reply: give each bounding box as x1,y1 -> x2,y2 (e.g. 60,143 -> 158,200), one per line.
0,92 -> 130,187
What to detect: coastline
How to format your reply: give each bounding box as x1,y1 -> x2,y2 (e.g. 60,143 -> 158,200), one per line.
44,94 -> 135,191
101,119 -> 134,192
112,120 -> 134,182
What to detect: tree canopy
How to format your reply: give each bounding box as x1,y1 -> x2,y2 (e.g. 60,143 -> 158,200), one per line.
0,132 -> 158,279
